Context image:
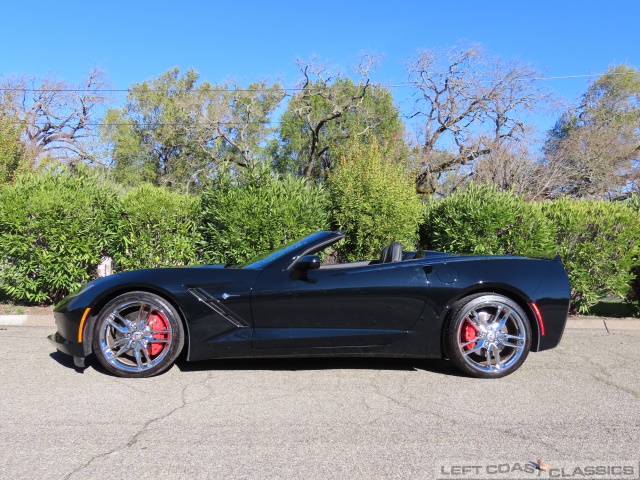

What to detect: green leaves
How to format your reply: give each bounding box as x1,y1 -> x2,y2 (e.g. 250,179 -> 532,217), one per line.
0,168 -> 119,303
272,78 -> 405,182
0,113 -> 26,184
200,163 -> 329,265
544,64 -> 640,199
101,68 -> 284,192
2,166 -> 637,311
422,185 -> 640,313
422,185 -> 556,258
328,139 -> 422,261
541,199 -> 640,312
110,184 -> 202,271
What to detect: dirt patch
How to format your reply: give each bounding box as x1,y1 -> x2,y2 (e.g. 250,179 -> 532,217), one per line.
0,304 -> 54,315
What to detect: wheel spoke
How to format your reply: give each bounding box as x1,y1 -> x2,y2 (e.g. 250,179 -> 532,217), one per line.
145,336 -> 170,344
140,344 -> 151,364
113,312 -> 133,329
149,329 -> 171,335
502,333 -> 524,341
106,318 -> 130,335
114,339 -> 133,357
460,338 -> 479,349
500,333 -> 525,349
499,339 -> 524,349
466,310 -> 487,332
492,345 -> 502,369
109,337 -> 129,350
137,304 -> 151,329
462,339 -> 486,356
133,343 -> 144,370
493,307 -> 512,331
485,348 -> 492,370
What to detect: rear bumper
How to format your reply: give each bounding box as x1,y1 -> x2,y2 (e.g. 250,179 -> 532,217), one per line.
531,261 -> 571,351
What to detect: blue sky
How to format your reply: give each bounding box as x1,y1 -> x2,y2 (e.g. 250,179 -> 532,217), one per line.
2,0 -> 638,132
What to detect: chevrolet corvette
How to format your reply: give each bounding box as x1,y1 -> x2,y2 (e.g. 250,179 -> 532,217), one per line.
49,230 -> 570,378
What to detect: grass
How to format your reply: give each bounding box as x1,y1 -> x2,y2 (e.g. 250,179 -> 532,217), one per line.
1,303 -> 25,315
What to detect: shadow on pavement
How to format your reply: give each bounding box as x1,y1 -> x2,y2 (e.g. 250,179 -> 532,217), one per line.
49,350 -> 81,371
176,356 -> 468,377
48,350 -> 469,378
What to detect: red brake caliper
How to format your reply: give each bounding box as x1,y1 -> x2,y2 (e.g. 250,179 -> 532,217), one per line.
462,321 -> 477,350
147,311 -> 169,356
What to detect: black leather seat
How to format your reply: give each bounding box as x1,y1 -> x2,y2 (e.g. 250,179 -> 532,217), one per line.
379,242 -> 403,263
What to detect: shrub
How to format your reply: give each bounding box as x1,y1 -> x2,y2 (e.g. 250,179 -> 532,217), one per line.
540,199 -> 640,313
200,163 -> 329,264
630,196 -> 640,302
111,184 -> 202,270
421,184 -> 556,258
0,169 -> 119,303
328,139 -> 423,261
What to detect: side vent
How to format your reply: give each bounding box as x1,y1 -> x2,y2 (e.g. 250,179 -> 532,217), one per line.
188,288 -> 250,328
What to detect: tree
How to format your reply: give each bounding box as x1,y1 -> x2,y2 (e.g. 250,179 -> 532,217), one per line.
193,80 -> 284,169
0,111 -> 26,184
543,64 -> 640,199
405,44 -> 549,196
272,56 -> 405,184
102,68 -> 283,192
101,68 -> 208,189
0,67 -> 110,167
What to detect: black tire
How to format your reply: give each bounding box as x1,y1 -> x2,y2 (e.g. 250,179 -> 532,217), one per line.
92,292 -> 184,378
444,294 -> 532,378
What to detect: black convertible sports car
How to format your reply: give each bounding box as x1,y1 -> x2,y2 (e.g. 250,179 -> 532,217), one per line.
49,230 -> 570,379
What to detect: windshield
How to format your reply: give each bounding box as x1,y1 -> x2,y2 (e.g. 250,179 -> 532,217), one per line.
239,232 -> 331,269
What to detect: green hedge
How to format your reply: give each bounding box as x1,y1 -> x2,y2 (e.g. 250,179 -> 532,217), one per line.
541,198 -> 640,312
200,164 -> 329,265
630,195 -> 640,302
0,170 -> 118,303
328,140 -> 423,261
421,186 -> 640,313
421,185 -> 556,258
2,168 -> 638,311
110,184 -> 202,270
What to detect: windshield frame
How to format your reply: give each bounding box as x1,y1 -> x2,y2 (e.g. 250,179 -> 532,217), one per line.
239,231 -> 342,270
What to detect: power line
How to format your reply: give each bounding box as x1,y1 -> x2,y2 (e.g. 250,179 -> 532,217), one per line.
0,72 -> 625,94
18,121 -> 278,127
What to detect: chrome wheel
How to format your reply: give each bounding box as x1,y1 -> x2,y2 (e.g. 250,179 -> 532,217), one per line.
93,292 -> 184,378
446,294 -> 531,378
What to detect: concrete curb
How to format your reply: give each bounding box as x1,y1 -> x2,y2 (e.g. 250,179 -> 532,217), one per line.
564,317 -> 640,331
0,314 -> 637,330
0,314 -> 56,327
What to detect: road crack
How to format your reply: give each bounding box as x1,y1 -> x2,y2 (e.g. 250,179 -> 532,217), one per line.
63,372 -> 215,479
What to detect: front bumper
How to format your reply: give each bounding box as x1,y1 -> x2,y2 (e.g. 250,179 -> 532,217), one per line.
48,331 -> 84,357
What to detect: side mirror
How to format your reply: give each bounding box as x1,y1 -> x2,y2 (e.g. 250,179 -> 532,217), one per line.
295,255 -> 321,271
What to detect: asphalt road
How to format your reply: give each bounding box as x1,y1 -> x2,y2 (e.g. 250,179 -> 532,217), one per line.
0,326 -> 638,480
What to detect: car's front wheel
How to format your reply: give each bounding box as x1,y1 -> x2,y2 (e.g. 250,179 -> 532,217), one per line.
445,294 -> 532,378
92,292 -> 184,378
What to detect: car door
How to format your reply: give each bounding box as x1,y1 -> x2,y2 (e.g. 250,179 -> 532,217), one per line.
250,260 -> 429,349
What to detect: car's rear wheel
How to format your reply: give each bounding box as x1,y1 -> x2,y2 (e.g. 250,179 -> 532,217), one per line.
92,292 -> 184,378
445,294 -> 531,378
